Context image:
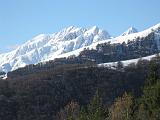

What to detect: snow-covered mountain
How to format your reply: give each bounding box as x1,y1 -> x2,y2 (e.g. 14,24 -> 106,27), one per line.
0,26 -> 111,72
121,27 -> 138,36
0,23 -> 160,73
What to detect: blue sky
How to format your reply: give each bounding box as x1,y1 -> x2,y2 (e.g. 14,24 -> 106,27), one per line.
0,0 -> 160,53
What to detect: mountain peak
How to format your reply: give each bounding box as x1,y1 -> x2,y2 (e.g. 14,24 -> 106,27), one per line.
90,25 -> 99,30
62,26 -> 77,32
121,26 -> 138,36
85,26 -> 99,35
0,25 -> 111,72
66,26 -> 76,30
90,26 -> 99,34
1,23 -> 160,72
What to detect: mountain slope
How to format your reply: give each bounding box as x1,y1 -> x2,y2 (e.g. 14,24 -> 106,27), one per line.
0,26 -> 110,72
57,23 -> 160,58
98,53 -> 160,68
1,23 -> 160,72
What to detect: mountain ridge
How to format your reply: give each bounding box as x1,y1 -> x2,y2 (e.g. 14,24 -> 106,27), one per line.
0,23 -> 160,72
121,26 -> 138,36
0,26 -> 110,72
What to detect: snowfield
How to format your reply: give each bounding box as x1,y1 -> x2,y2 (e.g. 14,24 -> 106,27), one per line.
98,54 -> 159,68
0,23 -> 160,72
0,26 -> 110,72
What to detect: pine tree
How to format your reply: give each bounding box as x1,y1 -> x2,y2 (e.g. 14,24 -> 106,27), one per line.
87,90 -> 106,120
137,62 -> 160,120
116,61 -> 124,70
79,107 -> 88,120
136,102 -> 150,120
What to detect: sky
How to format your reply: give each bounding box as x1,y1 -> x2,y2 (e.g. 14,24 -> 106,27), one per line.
0,0 -> 160,53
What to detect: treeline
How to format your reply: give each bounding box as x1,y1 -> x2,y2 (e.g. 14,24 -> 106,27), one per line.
7,56 -> 96,78
0,55 -> 160,120
81,32 -> 158,63
8,31 -> 159,78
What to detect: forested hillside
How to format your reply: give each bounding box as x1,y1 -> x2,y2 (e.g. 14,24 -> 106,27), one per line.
0,55 -> 160,120
7,31 -> 160,79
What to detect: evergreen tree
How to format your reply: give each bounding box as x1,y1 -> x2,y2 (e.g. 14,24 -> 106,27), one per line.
79,107 -> 88,120
87,90 -> 106,120
116,61 -> 124,70
137,62 -> 160,120
136,101 -> 150,120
